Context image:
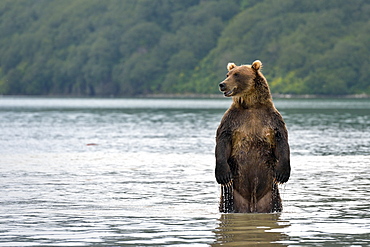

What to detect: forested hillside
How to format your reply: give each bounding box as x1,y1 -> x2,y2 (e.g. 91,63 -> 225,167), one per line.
0,0 -> 369,96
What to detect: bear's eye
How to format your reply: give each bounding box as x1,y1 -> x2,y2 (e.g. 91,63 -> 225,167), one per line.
234,73 -> 239,77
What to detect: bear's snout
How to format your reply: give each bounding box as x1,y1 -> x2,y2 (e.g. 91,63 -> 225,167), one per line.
219,82 -> 226,91
219,81 -> 236,97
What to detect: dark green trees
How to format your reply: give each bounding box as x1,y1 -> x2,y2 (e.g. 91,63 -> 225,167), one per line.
0,0 -> 369,96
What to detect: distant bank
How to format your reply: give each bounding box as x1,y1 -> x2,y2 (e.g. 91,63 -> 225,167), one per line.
142,93 -> 370,99
1,93 -> 369,99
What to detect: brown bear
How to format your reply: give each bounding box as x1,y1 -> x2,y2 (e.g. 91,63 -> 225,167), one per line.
215,60 -> 290,213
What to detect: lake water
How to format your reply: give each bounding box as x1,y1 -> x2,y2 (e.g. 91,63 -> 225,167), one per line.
0,97 -> 369,246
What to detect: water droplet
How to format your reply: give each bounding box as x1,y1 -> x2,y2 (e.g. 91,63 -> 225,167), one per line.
220,180 -> 234,213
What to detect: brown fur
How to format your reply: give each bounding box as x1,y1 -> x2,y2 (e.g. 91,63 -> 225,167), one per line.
215,60 -> 290,213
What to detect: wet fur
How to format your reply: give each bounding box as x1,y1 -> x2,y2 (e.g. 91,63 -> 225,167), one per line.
215,60 -> 290,213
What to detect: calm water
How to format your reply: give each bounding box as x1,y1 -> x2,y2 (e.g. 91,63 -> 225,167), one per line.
0,97 -> 369,246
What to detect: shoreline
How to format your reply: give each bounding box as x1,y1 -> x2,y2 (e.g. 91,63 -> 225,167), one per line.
142,93 -> 370,99
1,93 -> 369,99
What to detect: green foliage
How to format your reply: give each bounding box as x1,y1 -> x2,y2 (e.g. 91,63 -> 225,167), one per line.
0,0 -> 369,96
196,0 -> 370,95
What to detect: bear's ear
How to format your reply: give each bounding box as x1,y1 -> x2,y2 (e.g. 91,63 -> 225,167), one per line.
251,60 -> 262,71
227,63 -> 237,71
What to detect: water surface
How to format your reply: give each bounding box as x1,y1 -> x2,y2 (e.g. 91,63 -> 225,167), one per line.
0,97 -> 369,246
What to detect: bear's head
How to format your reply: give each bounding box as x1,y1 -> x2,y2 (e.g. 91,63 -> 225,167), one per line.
219,60 -> 265,98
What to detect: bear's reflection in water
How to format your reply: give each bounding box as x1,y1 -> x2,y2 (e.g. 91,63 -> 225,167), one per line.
212,213 -> 290,246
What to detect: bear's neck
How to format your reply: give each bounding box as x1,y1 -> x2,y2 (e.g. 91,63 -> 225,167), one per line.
232,72 -> 274,109
232,94 -> 273,109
